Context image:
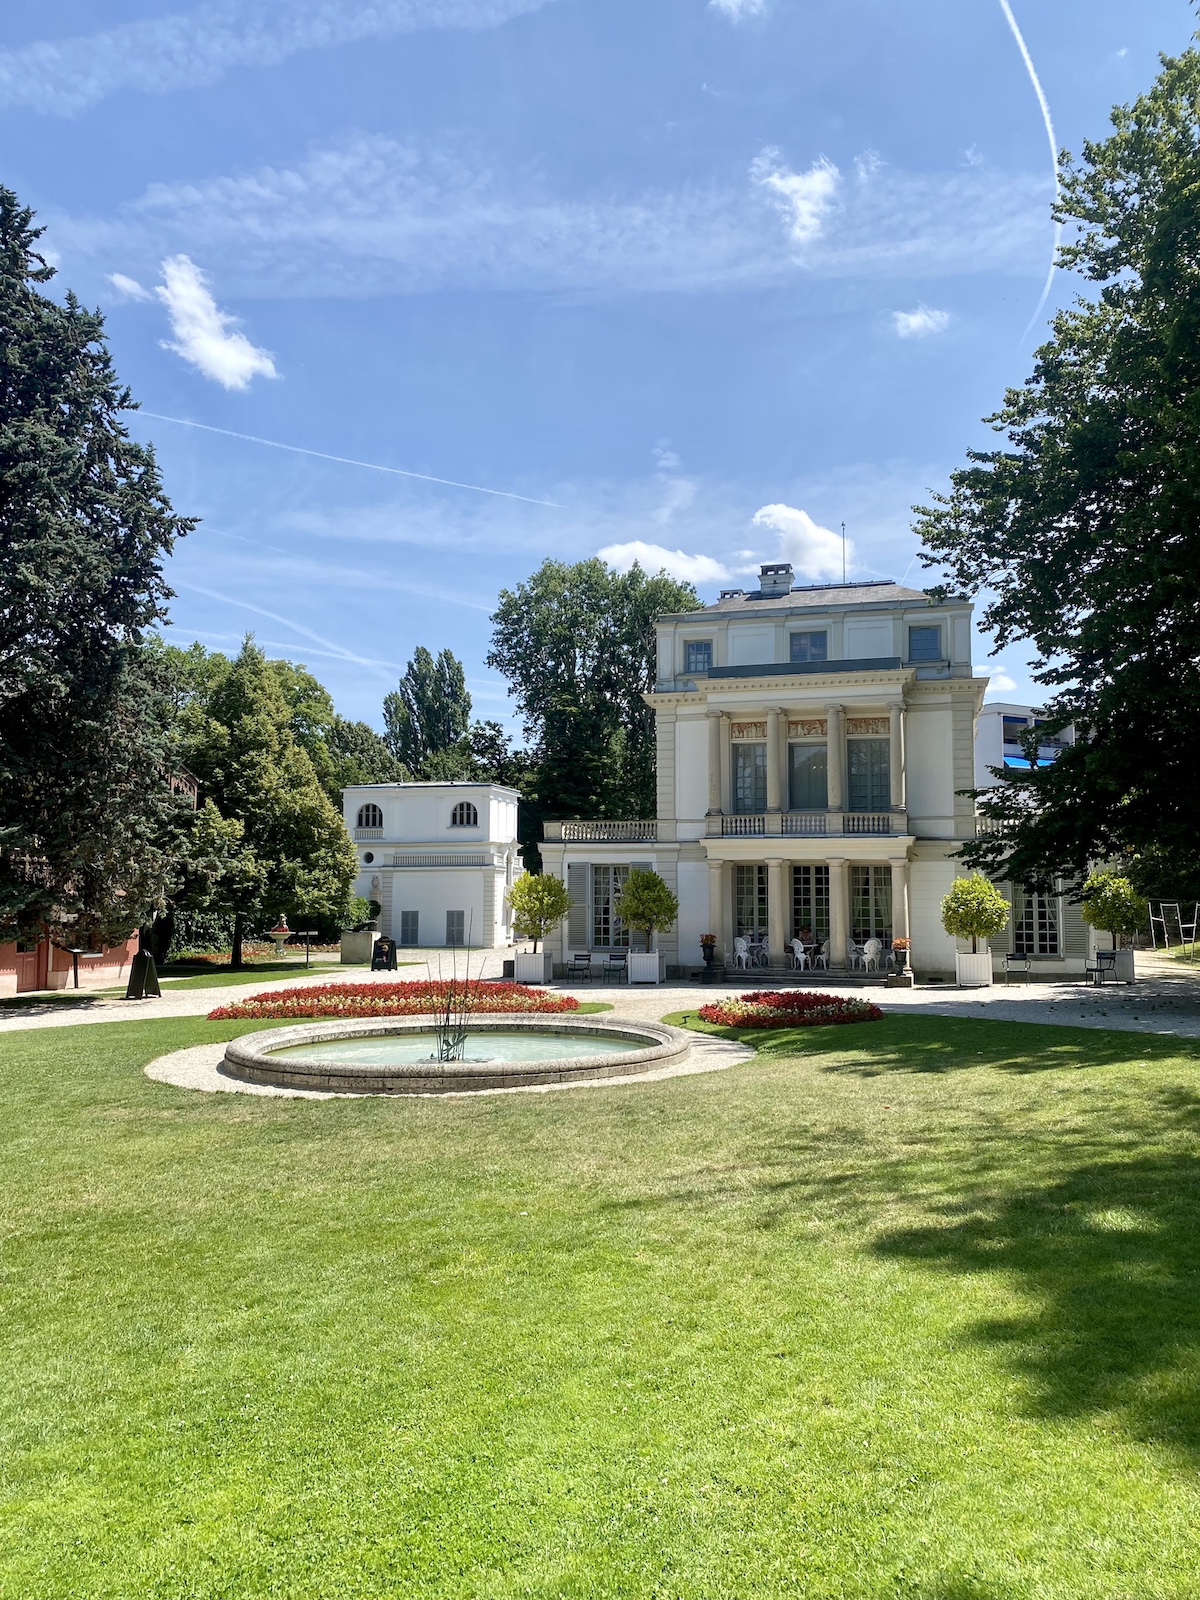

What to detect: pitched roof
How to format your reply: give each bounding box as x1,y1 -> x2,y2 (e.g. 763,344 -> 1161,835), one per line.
670,580 -> 934,618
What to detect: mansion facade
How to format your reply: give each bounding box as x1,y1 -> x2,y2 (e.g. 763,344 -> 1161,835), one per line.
540,565 -> 1091,979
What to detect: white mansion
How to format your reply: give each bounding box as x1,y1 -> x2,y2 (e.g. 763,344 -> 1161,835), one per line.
540,564 -> 1091,979
343,782 -> 521,949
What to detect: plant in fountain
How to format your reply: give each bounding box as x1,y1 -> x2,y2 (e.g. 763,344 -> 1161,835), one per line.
507,872 -> 573,952
427,914 -> 480,1062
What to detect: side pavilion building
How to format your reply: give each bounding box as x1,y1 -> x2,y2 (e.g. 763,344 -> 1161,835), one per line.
540,564 -> 989,980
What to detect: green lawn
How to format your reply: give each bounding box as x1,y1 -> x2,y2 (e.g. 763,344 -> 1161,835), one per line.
2,1012 -> 1200,1598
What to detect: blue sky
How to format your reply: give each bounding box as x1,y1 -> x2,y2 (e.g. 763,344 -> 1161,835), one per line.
4,0 -> 1194,730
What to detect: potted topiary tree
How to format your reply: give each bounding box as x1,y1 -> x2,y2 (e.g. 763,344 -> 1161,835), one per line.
941,875 -> 1010,987
613,869 -> 680,985
507,871 -> 574,984
1080,870 -> 1147,981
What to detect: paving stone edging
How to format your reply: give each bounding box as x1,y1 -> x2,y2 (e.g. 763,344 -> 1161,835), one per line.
221,1014 -> 690,1095
146,1029 -> 755,1099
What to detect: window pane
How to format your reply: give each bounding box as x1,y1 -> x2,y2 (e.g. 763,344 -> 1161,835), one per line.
685,640 -> 712,674
908,625 -> 941,661
733,743 -> 767,813
735,864 -> 767,935
790,631 -> 828,663
850,866 -> 893,942
592,865 -> 630,949
788,744 -> 828,810
1014,892 -> 1059,956
847,739 -> 891,811
791,865 -> 830,942
446,911 -> 465,946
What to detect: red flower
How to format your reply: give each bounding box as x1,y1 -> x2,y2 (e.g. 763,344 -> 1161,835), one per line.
208,979 -> 581,1022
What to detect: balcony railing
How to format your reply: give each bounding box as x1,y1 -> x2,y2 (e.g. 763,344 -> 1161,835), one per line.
353,827 -> 384,841
545,819 -> 659,843
715,810 -> 908,839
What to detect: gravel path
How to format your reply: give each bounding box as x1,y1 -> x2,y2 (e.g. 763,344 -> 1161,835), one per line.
6,951 -> 1200,1040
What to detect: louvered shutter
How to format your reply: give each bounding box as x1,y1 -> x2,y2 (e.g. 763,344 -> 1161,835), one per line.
567,864 -> 589,949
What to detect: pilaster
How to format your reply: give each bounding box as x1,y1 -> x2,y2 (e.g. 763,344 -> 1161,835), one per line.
828,855 -> 849,970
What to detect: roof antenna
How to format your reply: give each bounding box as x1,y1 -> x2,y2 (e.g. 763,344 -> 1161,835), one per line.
841,521 -> 847,586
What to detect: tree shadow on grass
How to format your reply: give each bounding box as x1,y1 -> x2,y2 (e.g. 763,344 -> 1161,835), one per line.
873,1107 -> 1200,1460
757,1015 -> 1200,1079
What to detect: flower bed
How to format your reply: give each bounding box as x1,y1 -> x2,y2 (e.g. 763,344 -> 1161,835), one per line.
209,980 -> 581,1022
697,990 -> 884,1029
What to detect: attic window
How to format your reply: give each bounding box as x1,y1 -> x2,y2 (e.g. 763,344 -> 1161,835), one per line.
719,588 -> 744,600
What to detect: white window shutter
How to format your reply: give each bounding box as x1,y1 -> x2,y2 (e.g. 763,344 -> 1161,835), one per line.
567,864 -> 589,948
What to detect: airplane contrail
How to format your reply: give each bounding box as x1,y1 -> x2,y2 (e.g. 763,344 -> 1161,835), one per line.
135,412 -> 564,508
997,0 -> 1064,341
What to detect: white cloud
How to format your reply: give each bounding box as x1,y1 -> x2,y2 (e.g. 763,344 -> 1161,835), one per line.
108,272 -> 151,301
987,668 -> 1018,693
709,0 -> 765,19
155,255 -> 277,389
597,541 -> 731,586
751,149 -> 840,246
751,505 -> 852,582
893,304 -> 953,339
0,0 -> 558,117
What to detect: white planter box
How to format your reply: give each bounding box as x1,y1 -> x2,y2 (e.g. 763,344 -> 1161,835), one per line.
628,951 -> 663,985
340,930 -> 378,965
1114,947 -> 1135,981
514,952 -> 551,985
955,951 -> 993,988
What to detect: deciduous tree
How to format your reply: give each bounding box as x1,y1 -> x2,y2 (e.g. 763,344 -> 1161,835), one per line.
917,36 -> 1200,893
487,560 -> 698,822
383,647 -> 472,776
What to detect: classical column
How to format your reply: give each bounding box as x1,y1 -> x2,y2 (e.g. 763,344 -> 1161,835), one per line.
767,857 -> 787,965
828,856 -> 849,970
708,858 -> 724,943
766,707 -> 784,813
721,861 -> 736,957
889,856 -> 911,941
706,711 -> 723,816
889,701 -> 907,812
826,704 -> 845,813
720,714 -> 732,816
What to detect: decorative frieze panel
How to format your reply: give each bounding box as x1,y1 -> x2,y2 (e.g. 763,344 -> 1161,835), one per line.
846,717 -> 889,735
787,719 -> 828,739
730,721 -> 767,740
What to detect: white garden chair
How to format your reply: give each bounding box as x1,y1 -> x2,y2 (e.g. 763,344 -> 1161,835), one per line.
733,937 -> 751,970
789,939 -> 808,971
810,940 -> 830,971
862,937 -> 883,972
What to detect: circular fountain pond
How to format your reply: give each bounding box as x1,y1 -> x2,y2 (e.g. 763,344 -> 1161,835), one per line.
222,1014 -> 689,1095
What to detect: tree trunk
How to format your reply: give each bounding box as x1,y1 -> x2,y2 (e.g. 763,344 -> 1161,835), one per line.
231,911 -> 245,970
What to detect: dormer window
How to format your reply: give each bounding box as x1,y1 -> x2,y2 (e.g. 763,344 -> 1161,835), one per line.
451,801 -> 479,828
356,803 -> 383,829
685,640 -> 713,674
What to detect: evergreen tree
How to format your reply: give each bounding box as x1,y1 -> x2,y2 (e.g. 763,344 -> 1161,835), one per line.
184,639 -> 357,965
0,188 -> 195,944
916,34 -> 1200,892
383,647 -> 472,775
487,560 -> 698,822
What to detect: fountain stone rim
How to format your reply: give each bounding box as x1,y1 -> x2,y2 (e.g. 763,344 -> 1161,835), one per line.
222,1013 -> 690,1096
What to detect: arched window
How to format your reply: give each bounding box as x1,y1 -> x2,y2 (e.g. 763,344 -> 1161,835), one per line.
451,801 -> 479,828
356,803 -> 384,829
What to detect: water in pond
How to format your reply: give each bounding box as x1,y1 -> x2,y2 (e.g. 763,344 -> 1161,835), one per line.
267,1030 -> 648,1066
